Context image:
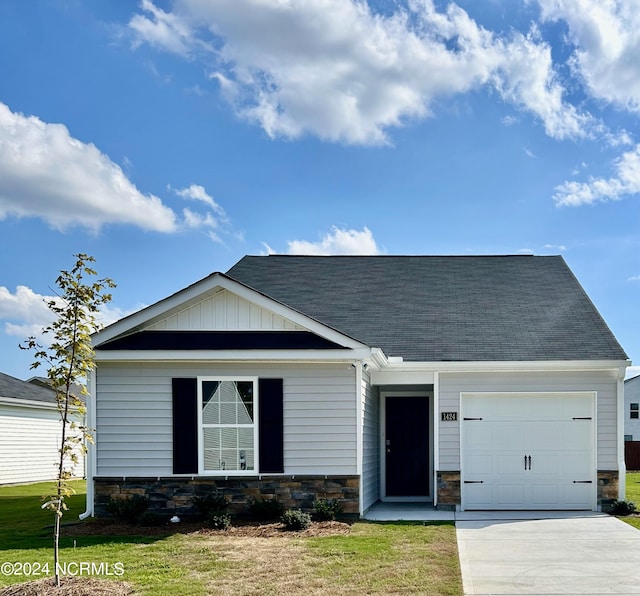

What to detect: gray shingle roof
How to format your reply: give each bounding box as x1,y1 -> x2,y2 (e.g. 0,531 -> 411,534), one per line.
0,372 -> 57,404
226,255 -> 628,362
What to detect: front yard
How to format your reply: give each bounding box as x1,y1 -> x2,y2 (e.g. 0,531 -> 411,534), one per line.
0,481 -> 462,595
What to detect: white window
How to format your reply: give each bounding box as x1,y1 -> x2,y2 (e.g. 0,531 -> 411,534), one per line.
198,377 -> 258,474
631,403 -> 639,420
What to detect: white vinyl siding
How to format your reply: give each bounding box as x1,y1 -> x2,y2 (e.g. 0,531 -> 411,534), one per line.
0,403 -> 84,484
96,362 -> 357,477
438,370 -> 619,471
147,289 -> 305,331
361,370 -> 379,511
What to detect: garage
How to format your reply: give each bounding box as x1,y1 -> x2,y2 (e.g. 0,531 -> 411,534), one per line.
461,392 -> 596,510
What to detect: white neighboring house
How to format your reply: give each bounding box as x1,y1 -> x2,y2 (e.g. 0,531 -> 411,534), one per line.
625,375 -> 640,441
0,372 -> 85,484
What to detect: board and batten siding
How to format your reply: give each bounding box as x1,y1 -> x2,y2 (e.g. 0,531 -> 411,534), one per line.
438,370 -> 619,471
147,288 -> 305,331
361,370 -> 379,511
96,362 -> 358,477
0,403 -> 84,484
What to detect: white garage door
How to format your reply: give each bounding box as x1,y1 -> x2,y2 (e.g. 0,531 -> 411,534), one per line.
461,393 -> 596,510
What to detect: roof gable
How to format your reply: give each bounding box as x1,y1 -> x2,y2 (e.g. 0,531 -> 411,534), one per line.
93,272 -> 367,351
225,255 -> 628,363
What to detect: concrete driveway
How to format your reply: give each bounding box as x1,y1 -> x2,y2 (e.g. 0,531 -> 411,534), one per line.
456,512 -> 640,595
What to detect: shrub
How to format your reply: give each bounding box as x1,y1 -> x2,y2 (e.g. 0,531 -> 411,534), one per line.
206,513 -> 232,530
138,510 -> 168,527
105,495 -> 149,524
313,498 -> 343,521
246,496 -> 285,521
281,509 -> 312,531
192,491 -> 229,519
609,499 -> 637,516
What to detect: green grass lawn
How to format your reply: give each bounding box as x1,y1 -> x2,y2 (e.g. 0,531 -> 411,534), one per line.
623,471 -> 640,530
0,481 -> 463,595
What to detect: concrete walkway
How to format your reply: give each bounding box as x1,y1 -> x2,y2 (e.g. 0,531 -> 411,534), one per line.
456,512 -> 640,595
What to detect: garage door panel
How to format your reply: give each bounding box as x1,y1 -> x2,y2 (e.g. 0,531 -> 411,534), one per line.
563,423 -> 593,449
497,484 -> 525,506
461,393 -> 595,510
530,483 -> 560,506
465,454 -> 493,475
496,454 -> 526,475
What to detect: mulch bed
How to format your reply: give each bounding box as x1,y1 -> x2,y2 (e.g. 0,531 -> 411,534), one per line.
62,518 -> 351,538
0,577 -> 133,596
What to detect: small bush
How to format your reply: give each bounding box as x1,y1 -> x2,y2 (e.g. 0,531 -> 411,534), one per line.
281,509 -> 312,531
313,498 -> 343,521
105,495 -> 149,524
246,496 -> 285,521
138,510 -> 168,527
193,491 -> 229,519
206,513 -> 232,530
609,499 -> 637,516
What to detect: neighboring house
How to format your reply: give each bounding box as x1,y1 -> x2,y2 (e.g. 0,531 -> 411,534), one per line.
624,375 -> 640,441
87,255 -> 630,517
0,372 -> 84,484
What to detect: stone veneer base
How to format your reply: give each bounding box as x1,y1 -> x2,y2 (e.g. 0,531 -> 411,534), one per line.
94,475 -> 360,518
436,470 -> 619,510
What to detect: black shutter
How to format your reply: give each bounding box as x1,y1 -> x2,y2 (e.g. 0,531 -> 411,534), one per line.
259,378 -> 284,473
172,377 -> 198,474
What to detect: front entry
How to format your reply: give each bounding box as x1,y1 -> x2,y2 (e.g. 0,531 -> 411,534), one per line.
384,396 -> 430,498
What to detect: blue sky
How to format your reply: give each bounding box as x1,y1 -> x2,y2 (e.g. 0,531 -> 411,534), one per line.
0,0 -> 638,380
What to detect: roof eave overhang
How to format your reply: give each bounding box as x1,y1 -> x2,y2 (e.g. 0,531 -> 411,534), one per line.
369,358 -> 631,385
0,396 -> 58,410
95,347 -> 375,363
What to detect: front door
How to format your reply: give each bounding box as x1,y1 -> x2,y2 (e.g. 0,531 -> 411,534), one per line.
385,396 -> 430,497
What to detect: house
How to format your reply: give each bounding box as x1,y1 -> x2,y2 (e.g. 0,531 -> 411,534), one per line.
0,372 -> 84,484
624,375 -> 640,441
86,255 -> 630,517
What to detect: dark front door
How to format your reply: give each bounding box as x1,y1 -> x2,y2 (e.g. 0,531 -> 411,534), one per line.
385,396 -> 430,497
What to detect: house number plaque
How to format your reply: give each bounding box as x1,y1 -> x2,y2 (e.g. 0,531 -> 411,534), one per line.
441,412 -> 457,422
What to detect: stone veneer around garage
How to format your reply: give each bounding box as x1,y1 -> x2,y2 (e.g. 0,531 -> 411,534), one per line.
436,470 -> 619,511
94,475 -> 360,518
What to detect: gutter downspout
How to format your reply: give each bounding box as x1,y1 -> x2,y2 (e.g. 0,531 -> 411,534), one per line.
433,371 -> 439,509
617,364 -> 629,500
79,368 -> 96,520
355,361 -> 364,517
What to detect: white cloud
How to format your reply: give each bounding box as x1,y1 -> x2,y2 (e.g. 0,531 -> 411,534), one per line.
536,0 -> 640,112
554,144 -> 640,206
0,285 -> 132,341
128,0 -> 589,145
286,226 -> 382,255
129,0 -> 196,56
543,243 -> 567,251
174,184 -> 226,215
628,275 -> 640,282
0,102 -> 177,232
0,286 -> 59,339
182,208 -> 219,230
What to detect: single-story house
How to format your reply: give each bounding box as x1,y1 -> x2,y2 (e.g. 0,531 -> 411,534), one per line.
624,375 -> 640,441
0,372 -> 84,484
86,255 -> 630,517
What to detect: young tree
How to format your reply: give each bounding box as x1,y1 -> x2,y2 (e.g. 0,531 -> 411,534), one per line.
21,254 -> 115,587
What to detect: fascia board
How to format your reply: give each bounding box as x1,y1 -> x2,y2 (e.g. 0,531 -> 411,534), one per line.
370,359 -> 630,383
94,347 -> 374,362
93,273 -> 367,351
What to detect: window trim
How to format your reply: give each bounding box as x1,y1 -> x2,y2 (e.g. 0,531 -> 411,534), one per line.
197,376 -> 259,475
